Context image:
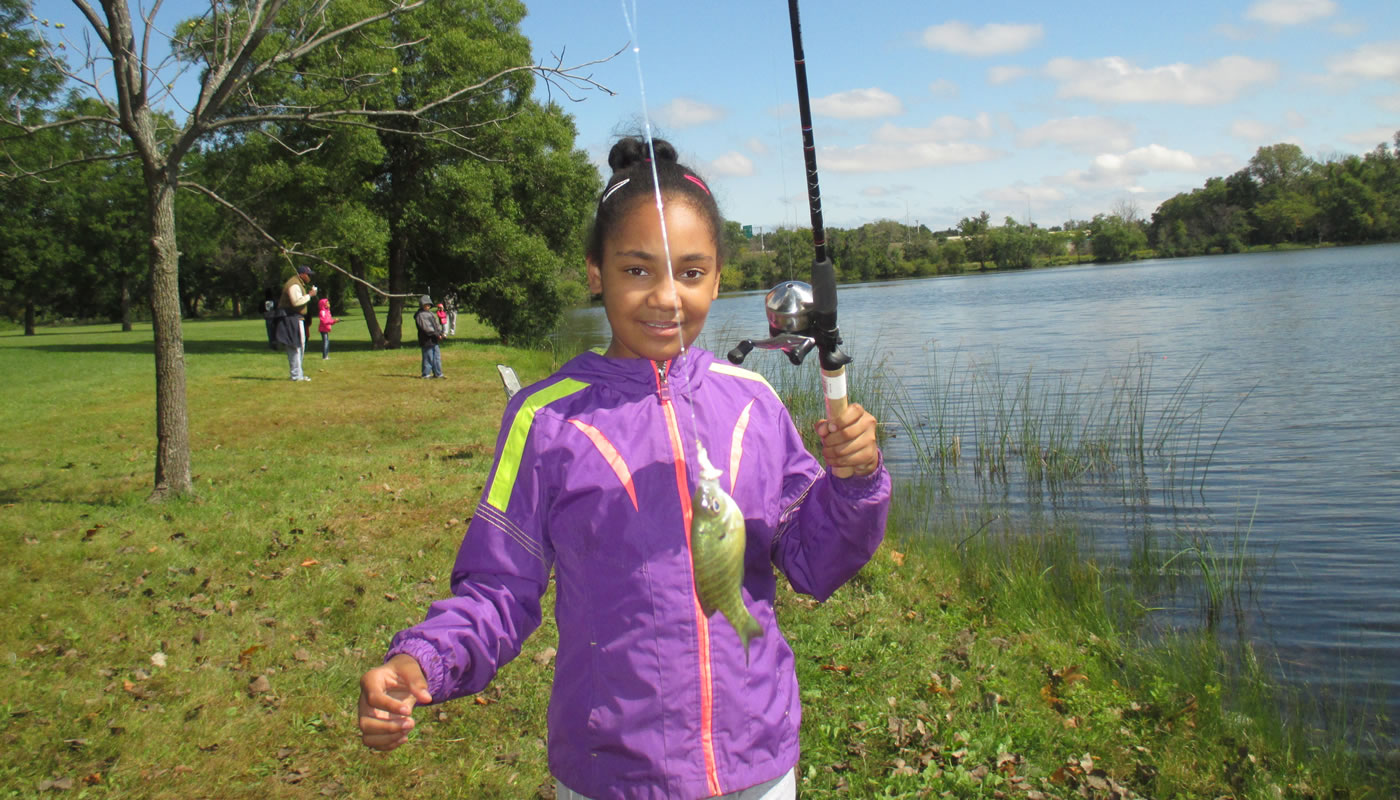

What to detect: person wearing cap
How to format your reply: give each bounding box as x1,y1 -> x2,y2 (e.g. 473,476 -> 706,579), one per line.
414,295 -> 445,379
274,265 -> 318,381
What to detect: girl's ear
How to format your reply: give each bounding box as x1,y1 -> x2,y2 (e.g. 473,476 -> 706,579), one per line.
586,258 -> 604,296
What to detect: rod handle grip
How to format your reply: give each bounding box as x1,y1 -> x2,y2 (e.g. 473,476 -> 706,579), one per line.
821,367 -> 854,479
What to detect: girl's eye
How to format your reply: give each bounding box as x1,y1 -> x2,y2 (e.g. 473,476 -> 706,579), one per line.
679,268 -> 705,280
623,266 -> 649,277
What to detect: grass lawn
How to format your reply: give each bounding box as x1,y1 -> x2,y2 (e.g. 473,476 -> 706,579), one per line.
0,313 -> 1392,798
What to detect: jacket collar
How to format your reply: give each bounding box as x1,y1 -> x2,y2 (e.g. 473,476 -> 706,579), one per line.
560,347 -> 714,401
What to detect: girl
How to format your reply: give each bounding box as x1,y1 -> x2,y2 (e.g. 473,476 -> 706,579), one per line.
317,297 -> 339,360
357,137 -> 890,800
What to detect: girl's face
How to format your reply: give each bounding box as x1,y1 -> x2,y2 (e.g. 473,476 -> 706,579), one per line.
587,199 -> 720,362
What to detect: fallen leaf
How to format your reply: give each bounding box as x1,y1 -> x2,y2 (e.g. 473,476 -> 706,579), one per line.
239,644 -> 264,669
532,647 -> 557,667
150,652 -> 167,668
889,550 -> 905,566
248,675 -> 271,696
300,559 -> 319,567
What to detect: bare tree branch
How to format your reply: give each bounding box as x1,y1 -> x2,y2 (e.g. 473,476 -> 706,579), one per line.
181,180 -> 418,298
1,148 -> 136,180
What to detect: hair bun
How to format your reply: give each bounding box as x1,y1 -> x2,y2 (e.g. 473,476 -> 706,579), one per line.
607,136 -> 679,172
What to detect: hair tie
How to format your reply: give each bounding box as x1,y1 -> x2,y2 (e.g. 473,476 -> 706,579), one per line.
600,178 -> 630,204
684,174 -> 710,195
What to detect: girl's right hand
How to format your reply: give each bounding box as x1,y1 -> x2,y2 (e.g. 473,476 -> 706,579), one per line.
357,654 -> 432,751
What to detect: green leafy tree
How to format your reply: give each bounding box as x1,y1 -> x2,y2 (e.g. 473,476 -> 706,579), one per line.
196,1 -> 602,347
957,211 -> 992,269
990,217 -> 1038,270
1089,214 -> 1147,263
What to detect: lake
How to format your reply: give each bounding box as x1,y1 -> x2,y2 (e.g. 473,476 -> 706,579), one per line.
565,242 -> 1400,739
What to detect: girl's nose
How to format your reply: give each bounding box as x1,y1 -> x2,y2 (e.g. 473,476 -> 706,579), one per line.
647,276 -> 679,308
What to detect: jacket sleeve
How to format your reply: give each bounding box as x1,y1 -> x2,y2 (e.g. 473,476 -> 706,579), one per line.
385,400 -> 555,702
768,407 -> 891,602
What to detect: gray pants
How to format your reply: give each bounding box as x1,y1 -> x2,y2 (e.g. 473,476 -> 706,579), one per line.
555,768 -> 796,800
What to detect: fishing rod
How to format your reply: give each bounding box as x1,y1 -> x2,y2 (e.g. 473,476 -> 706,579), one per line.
727,0 -> 854,476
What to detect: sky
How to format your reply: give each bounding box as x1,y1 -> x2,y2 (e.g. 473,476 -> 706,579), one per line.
32,0 -> 1400,233
516,0 -> 1400,232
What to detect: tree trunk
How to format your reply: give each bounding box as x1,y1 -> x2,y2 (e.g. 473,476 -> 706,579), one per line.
120,276 -> 133,331
350,254 -> 387,349
232,296 -> 241,317
24,300 -> 35,336
384,242 -> 408,349
146,163 -> 193,500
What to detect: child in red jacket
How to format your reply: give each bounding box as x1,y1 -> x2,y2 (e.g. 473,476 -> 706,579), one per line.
317,298 -> 339,360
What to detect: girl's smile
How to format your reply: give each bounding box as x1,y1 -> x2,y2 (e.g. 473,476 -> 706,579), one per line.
587,200 -> 720,363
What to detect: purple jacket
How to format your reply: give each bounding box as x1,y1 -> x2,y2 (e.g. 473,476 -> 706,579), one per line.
387,347 -> 890,799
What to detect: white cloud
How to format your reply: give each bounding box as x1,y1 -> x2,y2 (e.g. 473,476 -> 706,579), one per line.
987,65 -> 1030,85
1017,116 -> 1136,154
1045,55 -> 1277,105
658,97 -> 725,128
928,78 -> 959,97
1230,119 -> 1277,141
1285,110 -> 1308,128
873,113 -> 994,144
1378,94 -> 1400,113
1328,42 -> 1400,82
811,88 -> 904,119
709,151 -> 755,177
1342,127 -> 1399,148
1052,144 -> 1223,190
1330,21 -> 1364,36
746,137 -> 771,157
1245,0 -> 1337,25
921,21 -> 1043,57
820,141 -> 1001,173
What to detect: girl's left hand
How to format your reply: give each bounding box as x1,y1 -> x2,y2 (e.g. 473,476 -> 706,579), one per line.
815,402 -> 881,477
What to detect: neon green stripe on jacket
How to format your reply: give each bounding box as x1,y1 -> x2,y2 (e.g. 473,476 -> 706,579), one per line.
485,378 -> 590,511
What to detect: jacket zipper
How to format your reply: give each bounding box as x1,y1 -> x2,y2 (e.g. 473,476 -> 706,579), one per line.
653,360 -> 723,797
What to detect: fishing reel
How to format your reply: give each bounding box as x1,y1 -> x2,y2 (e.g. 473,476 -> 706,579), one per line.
727,280 -> 850,369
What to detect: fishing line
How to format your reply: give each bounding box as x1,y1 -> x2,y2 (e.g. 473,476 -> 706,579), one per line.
619,0 -> 707,459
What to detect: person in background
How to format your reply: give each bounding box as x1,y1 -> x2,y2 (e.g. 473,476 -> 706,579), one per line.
414,295 -> 445,379
435,302 -> 448,332
274,265 -> 317,381
445,293 -> 457,336
317,298 -> 340,360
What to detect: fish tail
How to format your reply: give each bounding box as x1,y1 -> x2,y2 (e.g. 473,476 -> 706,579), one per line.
736,610 -> 763,667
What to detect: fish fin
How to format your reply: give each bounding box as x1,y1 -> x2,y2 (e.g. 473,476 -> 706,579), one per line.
737,611 -> 763,668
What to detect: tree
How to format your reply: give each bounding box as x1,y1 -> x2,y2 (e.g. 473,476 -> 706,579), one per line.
1248,143 -> 1312,192
2,0 -> 613,499
990,217 -> 1037,270
957,211 -> 991,269
1089,214 -> 1146,263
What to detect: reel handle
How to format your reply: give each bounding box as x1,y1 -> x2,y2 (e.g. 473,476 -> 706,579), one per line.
821,367 -> 854,479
